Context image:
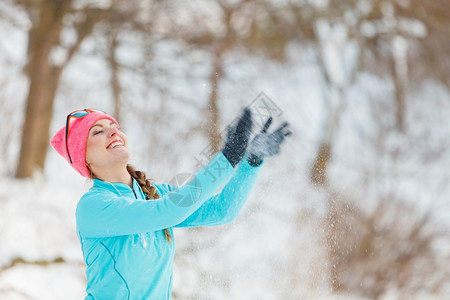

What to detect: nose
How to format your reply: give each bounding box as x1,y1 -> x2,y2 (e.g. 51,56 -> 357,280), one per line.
107,126 -> 118,138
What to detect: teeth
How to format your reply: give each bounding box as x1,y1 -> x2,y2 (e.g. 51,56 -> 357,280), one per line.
109,141 -> 123,149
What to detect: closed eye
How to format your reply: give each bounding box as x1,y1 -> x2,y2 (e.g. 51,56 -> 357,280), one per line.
94,130 -> 103,135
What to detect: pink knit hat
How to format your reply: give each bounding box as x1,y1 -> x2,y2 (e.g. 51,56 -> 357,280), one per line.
50,110 -> 118,177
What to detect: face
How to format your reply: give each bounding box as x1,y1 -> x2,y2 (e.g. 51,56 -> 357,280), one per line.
85,119 -> 130,171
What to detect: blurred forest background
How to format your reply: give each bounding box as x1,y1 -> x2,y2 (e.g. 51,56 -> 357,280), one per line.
0,0 -> 449,299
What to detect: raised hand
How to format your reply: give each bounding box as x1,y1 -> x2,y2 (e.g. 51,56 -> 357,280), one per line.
222,108 -> 254,168
247,117 -> 291,166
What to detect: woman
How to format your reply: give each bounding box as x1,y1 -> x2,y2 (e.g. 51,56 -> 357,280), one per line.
50,108 -> 290,299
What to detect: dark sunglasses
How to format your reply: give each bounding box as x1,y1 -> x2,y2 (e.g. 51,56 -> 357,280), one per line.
65,108 -> 106,164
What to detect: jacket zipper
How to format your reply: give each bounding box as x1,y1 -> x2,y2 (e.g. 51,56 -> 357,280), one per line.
131,183 -> 148,248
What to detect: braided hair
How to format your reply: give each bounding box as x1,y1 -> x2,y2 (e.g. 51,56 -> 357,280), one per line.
126,165 -> 172,243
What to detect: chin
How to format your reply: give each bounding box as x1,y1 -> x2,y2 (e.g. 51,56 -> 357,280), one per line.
117,152 -> 130,162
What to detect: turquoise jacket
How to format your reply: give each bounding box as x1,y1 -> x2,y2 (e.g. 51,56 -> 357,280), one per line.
76,153 -> 262,299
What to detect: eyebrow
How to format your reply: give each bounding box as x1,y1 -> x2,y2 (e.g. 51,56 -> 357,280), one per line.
89,121 -> 117,131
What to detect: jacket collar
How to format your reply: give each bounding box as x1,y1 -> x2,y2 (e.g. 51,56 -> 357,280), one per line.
92,178 -> 146,199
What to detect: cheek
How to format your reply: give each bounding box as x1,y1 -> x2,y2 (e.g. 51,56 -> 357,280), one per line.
85,144 -> 94,163
85,138 -> 103,162
119,132 -> 128,147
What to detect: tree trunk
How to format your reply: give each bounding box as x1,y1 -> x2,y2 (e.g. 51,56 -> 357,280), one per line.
310,143 -> 331,186
390,54 -> 407,132
207,52 -> 223,153
310,59 -> 345,186
15,0 -> 70,178
107,24 -> 122,125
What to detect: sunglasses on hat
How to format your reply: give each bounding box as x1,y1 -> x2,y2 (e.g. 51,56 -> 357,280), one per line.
65,109 -> 106,164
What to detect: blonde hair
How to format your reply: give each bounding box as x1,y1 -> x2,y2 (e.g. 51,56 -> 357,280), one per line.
126,165 -> 173,243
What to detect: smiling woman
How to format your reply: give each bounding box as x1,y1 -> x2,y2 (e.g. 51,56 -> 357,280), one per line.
49,108 -> 290,299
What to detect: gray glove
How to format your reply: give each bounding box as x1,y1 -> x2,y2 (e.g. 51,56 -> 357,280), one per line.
247,117 -> 291,166
222,108 -> 253,167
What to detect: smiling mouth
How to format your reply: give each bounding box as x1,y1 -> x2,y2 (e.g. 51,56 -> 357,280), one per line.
107,140 -> 124,149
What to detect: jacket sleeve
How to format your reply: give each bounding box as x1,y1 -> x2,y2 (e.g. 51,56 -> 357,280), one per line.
174,157 -> 262,228
76,152 -> 234,238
